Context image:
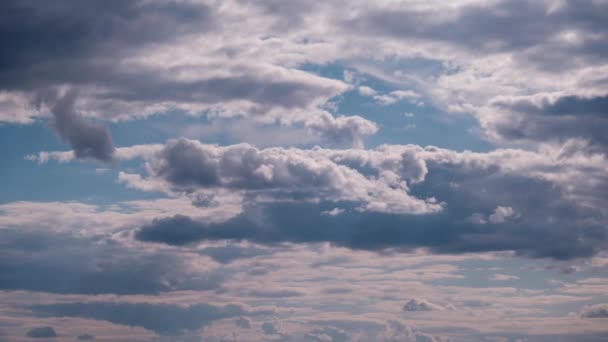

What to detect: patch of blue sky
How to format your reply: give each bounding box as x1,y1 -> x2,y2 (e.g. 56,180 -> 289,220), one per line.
0,122 -> 164,204
302,61 -> 494,152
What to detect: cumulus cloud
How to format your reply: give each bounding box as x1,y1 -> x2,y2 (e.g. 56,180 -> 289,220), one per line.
141,138 -> 438,214
125,138 -> 608,259
488,206 -> 516,224
305,113 -> 378,148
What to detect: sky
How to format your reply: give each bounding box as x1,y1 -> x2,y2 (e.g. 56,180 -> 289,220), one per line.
1,0 -> 608,341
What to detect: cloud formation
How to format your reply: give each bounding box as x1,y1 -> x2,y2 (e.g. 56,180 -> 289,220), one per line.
26,327 -> 57,338
580,304 -> 608,318
32,302 -> 259,336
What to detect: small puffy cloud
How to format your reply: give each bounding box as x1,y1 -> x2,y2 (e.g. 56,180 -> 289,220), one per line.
374,90 -> 420,105
491,274 -> 520,281
305,113 -> 378,148
26,327 -> 57,338
489,206 -> 516,224
580,304 -> 608,318
322,208 -> 345,216
358,86 -> 377,96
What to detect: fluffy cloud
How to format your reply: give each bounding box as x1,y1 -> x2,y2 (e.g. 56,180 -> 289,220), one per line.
143,138 -> 439,214
125,138 -> 608,259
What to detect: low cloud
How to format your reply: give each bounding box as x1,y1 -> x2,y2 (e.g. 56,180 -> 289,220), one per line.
31,302 -> 263,336
26,327 -> 57,338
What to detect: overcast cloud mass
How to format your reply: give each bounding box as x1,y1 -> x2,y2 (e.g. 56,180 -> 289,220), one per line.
1,0 -> 608,341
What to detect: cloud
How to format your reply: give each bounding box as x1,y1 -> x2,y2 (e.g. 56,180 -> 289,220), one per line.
49,90 -> 115,163
305,113 -> 378,148
305,319 -> 443,342
488,93 -> 608,151
142,138 -> 438,214
199,244 -> 273,264
488,206 -> 516,224
402,298 -> 445,312
0,228 -> 225,294
0,0 -> 360,152
26,327 -> 57,338
374,90 -> 421,106
261,322 -> 279,335
491,274 -> 520,281
76,334 -> 95,340
235,317 -> 252,329
31,302 -> 260,336
580,304 -> 608,318
132,139 -> 608,259
358,86 -> 377,96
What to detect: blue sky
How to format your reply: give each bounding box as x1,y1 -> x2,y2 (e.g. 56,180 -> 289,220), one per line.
1,1 -> 608,341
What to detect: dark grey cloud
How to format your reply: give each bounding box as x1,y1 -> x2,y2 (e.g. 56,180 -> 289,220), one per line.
491,94 -> 608,150
31,302 -> 259,336
135,164 -> 607,260
0,229 -> 224,294
234,317 -> 251,329
248,289 -> 303,298
76,334 -> 95,340
346,0 -> 608,69
402,299 -> 441,312
580,304 -> 608,318
0,0 -> 354,152
199,244 -> 273,264
0,0 -> 214,90
262,322 -> 278,335
26,326 -> 57,338
50,90 -> 115,163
